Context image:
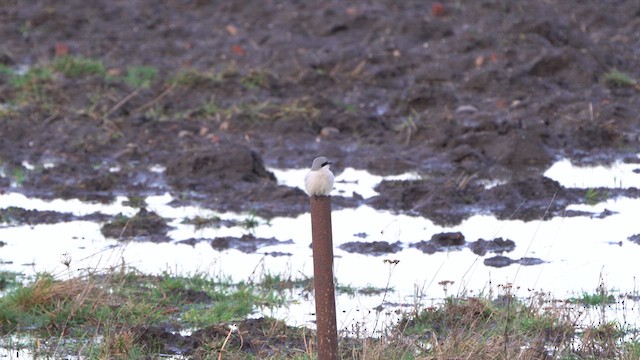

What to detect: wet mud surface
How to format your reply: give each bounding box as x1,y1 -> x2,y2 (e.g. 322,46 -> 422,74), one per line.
337,234 -> 533,269
208,234 -> 293,253
1,0 -> 639,225
0,206 -> 109,225
1,0 -> 640,355
0,0 -> 638,264
339,240 -> 403,256
138,317 -> 311,359
101,208 -> 172,242
483,255 -> 545,268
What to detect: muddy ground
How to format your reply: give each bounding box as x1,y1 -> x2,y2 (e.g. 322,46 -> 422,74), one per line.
1,0 -> 640,224
1,0 -> 640,356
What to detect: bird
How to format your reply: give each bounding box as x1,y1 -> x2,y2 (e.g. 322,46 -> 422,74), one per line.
304,156 -> 334,196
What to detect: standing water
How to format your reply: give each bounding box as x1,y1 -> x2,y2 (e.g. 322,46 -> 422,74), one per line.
1,157 -> 640,336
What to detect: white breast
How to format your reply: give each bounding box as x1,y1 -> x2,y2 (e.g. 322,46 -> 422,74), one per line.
304,167 -> 334,196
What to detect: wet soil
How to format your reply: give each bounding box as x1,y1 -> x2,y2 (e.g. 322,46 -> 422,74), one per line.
628,234 -> 640,245
468,237 -> 515,256
339,240 -> 403,256
101,208 -> 172,242
0,206 -> 109,225
335,234 -> 519,265
208,234 -> 293,253
483,255 -> 545,268
1,0 -> 640,355
138,317 -> 312,359
1,0 -> 639,222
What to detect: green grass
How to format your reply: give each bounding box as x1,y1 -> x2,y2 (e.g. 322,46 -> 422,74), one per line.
183,214 -> 223,229
125,65 -> 158,88
123,195 -> 147,208
271,99 -> 320,121
603,69 -> 637,88
5,65 -> 53,106
52,56 -> 106,78
2,57 -> 108,108
259,273 -> 313,292
233,101 -> 272,122
182,291 -> 254,326
1,269 -> 640,358
241,69 -> 271,89
395,110 -> 419,144
622,340 -> 640,358
334,100 -> 358,113
0,57 -> 321,124
9,66 -> 53,88
170,68 -> 220,86
585,187 -> 607,205
5,56 -> 106,88
11,167 -> 26,187
0,271 -> 22,292
201,99 -> 221,116
0,64 -> 13,76
0,269 -> 298,356
570,291 -> 616,306
336,283 -> 391,296
397,295 -> 578,358
241,211 -> 270,230
255,273 -> 392,298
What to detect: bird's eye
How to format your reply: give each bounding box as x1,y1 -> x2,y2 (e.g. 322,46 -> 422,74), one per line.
322,162 -> 329,167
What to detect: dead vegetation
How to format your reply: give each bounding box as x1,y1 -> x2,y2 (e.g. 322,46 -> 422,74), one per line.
1,269 -> 639,359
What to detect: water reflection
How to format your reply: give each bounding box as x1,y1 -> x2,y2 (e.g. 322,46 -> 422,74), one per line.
0,158 -> 639,333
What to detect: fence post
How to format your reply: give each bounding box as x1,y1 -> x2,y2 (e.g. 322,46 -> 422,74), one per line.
310,195 -> 339,360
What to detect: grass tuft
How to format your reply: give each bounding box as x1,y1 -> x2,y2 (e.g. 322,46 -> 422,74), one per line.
125,65 -> 158,88
603,69 -> 637,88
1,269 -> 640,358
585,187 -> 608,205
570,291 -> 616,306
52,56 -> 106,78
170,68 -> 220,86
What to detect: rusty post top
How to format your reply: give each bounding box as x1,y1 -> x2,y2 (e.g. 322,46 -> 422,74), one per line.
309,191 -> 338,360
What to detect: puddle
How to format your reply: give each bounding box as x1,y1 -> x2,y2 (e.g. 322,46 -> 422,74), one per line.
269,167 -> 421,198
0,334 -> 36,359
544,157 -> 640,189
1,159 -> 640,336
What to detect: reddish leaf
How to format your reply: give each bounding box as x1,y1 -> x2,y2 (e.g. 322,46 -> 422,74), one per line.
55,42 -> 69,57
432,2 -> 445,17
231,44 -> 245,57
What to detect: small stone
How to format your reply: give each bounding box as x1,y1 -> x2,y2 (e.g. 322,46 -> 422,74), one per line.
455,105 -> 478,114
320,127 -> 340,137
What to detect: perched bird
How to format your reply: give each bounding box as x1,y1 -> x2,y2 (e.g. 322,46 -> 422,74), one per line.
304,156 -> 334,196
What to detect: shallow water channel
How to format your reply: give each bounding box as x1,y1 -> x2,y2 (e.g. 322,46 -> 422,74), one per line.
1,158 -> 640,338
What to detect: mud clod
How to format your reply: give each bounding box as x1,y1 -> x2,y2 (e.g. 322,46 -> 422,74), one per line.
210,234 -> 293,253
339,241 -> 402,256
468,237 -> 516,256
101,208 -> 171,242
412,232 -> 466,254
